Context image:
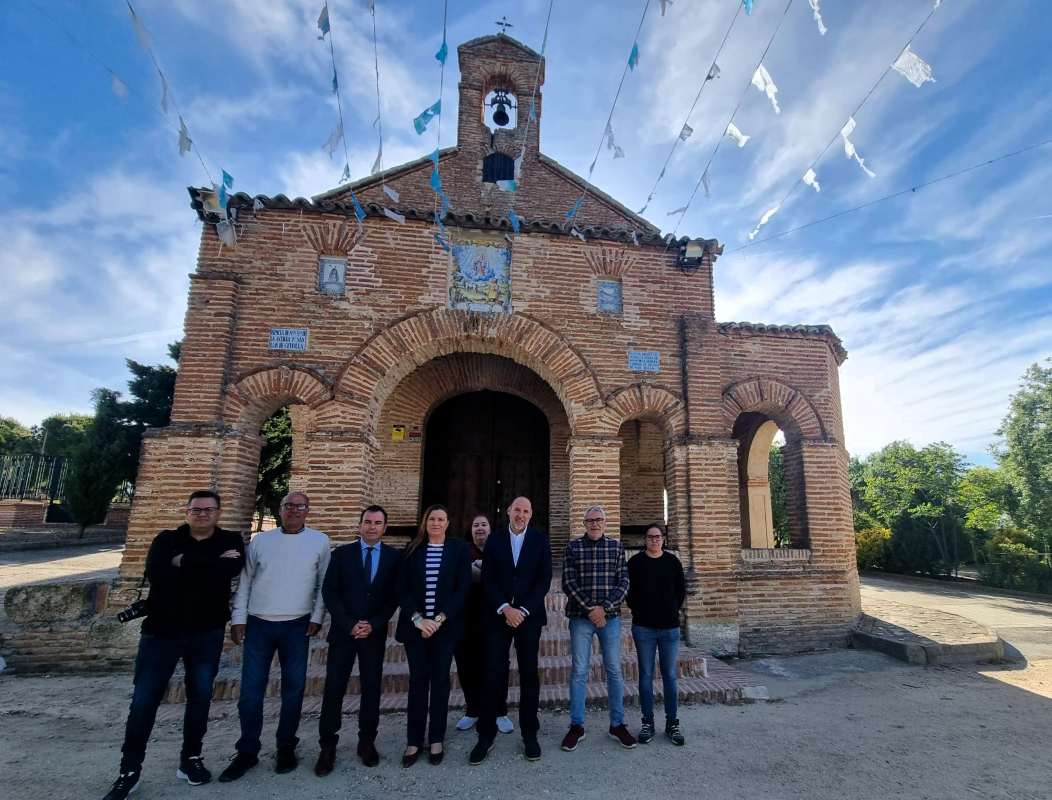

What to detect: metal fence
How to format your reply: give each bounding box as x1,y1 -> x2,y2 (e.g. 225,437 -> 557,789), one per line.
0,455 -> 67,501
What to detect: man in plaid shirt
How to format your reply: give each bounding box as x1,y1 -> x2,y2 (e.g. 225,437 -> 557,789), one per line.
559,506 -> 636,751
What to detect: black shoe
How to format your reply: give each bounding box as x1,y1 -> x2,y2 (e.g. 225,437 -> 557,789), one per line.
217,753 -> 258,783
428,745 -> 445,766
401,747 -> 420,768
176,755 -> 212,785
102,770 -> 140,800
524,737 -> 542,762
665,719 -> 685,746
314,746 -> 336,777
638,720 -> 655,744
275,746 -> 298,774
468,738 -> 495,766
357,740 -> 380,768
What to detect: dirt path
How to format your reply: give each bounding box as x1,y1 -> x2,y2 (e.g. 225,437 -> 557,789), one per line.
2,650 -> 1049,800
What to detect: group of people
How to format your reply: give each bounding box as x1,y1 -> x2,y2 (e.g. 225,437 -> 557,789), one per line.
102,489 -> 687,799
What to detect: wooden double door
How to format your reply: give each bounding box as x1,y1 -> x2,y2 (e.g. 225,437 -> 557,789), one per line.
421,391 -> 550,538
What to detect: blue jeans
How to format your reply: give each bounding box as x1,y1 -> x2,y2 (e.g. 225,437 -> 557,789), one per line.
119,628 -> 224,772
632,625 -> 680,724
569,616 -> 624,727
236,615 -> 311,755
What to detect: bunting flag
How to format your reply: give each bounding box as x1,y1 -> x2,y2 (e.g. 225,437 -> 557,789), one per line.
605,122 -> 625,158
497,179 -> 518,192
893,47 -> 935,87
570,227 -> 587,242
748,204 -> 780,240
317,4 -> 330,39
126,2 -> 152,52
111,73 -> 129,100
528,98 -> 537,122
744,0 -> 754,15
222,170 -> 234,190
429,167 -> 442,194
158,68 -> 170,114
434,231 -> 451,251
628,43 -> 640,71
435,39 -> 448,64
509,209 -> 522,234
660,0 -> 674,15
371,144 -> 383,174
216,219 -> 236,247
383,185 -> 400,203
413,100 -> 442,135
802,168 -> 821,192
566,196 -> 584,222
178,116 -> 192,155
322,122 -> 343,158
667,205 -> 688,215
428,149 -> 440,168
679,123 -> 694,141
252,197 -> 265,213
840,117 -> 876,178
751,65 -> 781,114
702,167 -> 711,198
808,0 -> 828,36
217,182 -> 229,211
631,230 -> 640,246
340,162 -> 351,182
350,192 -> 367,222
707,63 -> 721,81
382,207 -> 406,224
725,122 -> 750,148
514,153 -> 523,180
332,70 -> 338,94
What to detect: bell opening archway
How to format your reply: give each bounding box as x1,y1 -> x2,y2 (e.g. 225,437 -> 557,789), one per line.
420,390 -> 550,538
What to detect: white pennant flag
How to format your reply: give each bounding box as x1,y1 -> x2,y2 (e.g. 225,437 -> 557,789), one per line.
371,144 -> 383,174
340,162 -> 351,182
253,197 -> 265,213
158,69 -> 170,114
216,219 -> 236,247
679,123 -> 694,141
383,185 -> 400,203
127,3 -> 153,51
660,0 -> 673,15
707,63 -> 721,81
893,47 -> 935,87
322,122 -> 343,159
613,145 -> 625,159
802,168 -> 821,192
570,227 -> 587,242
702,167 -> 711,198
667,205 -> 688,215
725,122 -> 750,148
382,207 -> 405,224
840,117 -> 876,178
111,73 -> 129,101
808,0 -> 828,35
605,122 -> 619,155
748,205 -> 780,240
178,116 -> 192,155
751,65 -> 781,114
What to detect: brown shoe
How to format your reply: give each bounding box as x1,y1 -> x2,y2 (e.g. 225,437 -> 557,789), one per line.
560,724 -> 586,751
314,746 -> 336,777
608,724 -> 637,749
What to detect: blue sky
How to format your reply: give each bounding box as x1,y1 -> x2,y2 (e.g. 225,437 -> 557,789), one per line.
1,0 -> 1050,465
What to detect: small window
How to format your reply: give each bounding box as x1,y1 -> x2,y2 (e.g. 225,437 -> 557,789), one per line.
482,152 -> 515,184
318,256 -> 346,295
597,279 -> 623,314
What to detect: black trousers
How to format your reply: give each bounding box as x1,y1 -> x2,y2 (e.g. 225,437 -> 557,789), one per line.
478,621 -> 541,740
318,634 -> 386,747
455,625 -> 508,718
404,635 -> 456,747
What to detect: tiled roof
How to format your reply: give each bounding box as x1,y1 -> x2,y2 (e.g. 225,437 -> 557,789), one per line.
458,33 -> 542,60
717,321 -> 848,363
311,147 -> 457,202
187,187 -> 722,252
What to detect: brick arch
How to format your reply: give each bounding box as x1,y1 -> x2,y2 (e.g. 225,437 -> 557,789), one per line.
334,308 -> 603,435
225,365 -> 332,430
721,377 -> 829,441
584,382 -> 686,439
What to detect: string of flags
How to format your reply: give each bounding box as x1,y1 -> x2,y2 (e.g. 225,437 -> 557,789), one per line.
428,2 -> 454,251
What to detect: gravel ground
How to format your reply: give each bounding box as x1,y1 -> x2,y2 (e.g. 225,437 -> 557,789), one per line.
2,651 -> 1049,800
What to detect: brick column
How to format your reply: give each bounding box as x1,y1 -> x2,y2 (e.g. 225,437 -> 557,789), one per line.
288,404 -> 313,487
301,429 -> 379,544
678,438 -> 741,654
800,441 -> 859,580
567,436 -> 622,540
782,437 -> 810,549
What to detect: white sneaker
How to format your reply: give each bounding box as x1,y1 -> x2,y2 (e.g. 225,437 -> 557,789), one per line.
456,715 -> 478,731
496,716 -> 515,734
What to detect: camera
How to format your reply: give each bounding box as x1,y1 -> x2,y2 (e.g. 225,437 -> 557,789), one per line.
117,599 -> 148,624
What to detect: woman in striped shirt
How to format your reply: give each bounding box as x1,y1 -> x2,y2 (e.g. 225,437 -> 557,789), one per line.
396,504 -> 471,766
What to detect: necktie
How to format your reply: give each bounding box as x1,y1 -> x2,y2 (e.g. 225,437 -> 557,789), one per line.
364,546 -> 375,584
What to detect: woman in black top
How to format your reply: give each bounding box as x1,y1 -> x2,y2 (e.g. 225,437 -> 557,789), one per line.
454,513 -> 512,733
396,504 -> 471,766
626,522 -> 686,746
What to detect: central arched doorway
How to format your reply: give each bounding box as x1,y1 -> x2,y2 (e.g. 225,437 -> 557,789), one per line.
421,390 -> 550,536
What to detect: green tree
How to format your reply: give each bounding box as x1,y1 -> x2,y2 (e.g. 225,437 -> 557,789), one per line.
31,414 -> 93,461
996,359 -> 1052,553
0,417 -> 35,455
64,390 -> 131,534
768,444 -> 788,546
256,407 -> 292,523
118,341 -> 180,482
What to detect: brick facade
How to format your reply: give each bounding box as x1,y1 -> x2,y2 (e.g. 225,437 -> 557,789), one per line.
113,34 -> 859,656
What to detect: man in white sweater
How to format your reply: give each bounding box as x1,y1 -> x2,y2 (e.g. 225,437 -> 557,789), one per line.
218,491 -> 330,782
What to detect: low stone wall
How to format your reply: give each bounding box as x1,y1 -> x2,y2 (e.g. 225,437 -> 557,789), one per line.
0,526 -> 126,553
0,500 -> 47,529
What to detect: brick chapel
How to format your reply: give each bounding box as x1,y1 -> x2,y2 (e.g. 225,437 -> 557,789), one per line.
121,34 -> 860,655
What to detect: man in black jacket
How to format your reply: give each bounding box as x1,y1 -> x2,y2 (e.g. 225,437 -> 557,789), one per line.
469,496 -> 552,765
314,504 -> 400,776
101,490 -> 244,800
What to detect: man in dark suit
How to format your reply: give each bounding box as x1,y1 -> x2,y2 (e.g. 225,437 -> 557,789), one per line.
315,505 -> 400,776
469,496 -> 553,765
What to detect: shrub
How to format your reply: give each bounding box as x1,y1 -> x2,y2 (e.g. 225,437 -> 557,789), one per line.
856,526 -> 892,571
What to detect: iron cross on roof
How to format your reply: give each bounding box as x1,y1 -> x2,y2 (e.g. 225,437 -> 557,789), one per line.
496,16 -> 513,34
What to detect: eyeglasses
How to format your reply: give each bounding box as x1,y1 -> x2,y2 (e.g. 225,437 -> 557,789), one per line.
282,502 -> 309,512
187,507 -> 218,516
644,534 -> 664,540
584,518 -> 605,525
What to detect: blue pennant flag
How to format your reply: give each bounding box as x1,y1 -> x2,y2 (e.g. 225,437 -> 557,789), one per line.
332,70 -> 338,94
434,231 -> 451,251
439,192 -> 452,217
509,209 -> 521,234
497,179 -> 518,193
351,192 -> 366,221
628,43 -> 639,71
317,4 -> 330,38
529,98 -> 537,122
566,195 -> 584,222
430,167 -> 442,194
413,100 -> 442,135
222,170 -> 234,189
435,40 -> 448,64
428,149 -> 440,167
744,0 -> 754,14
